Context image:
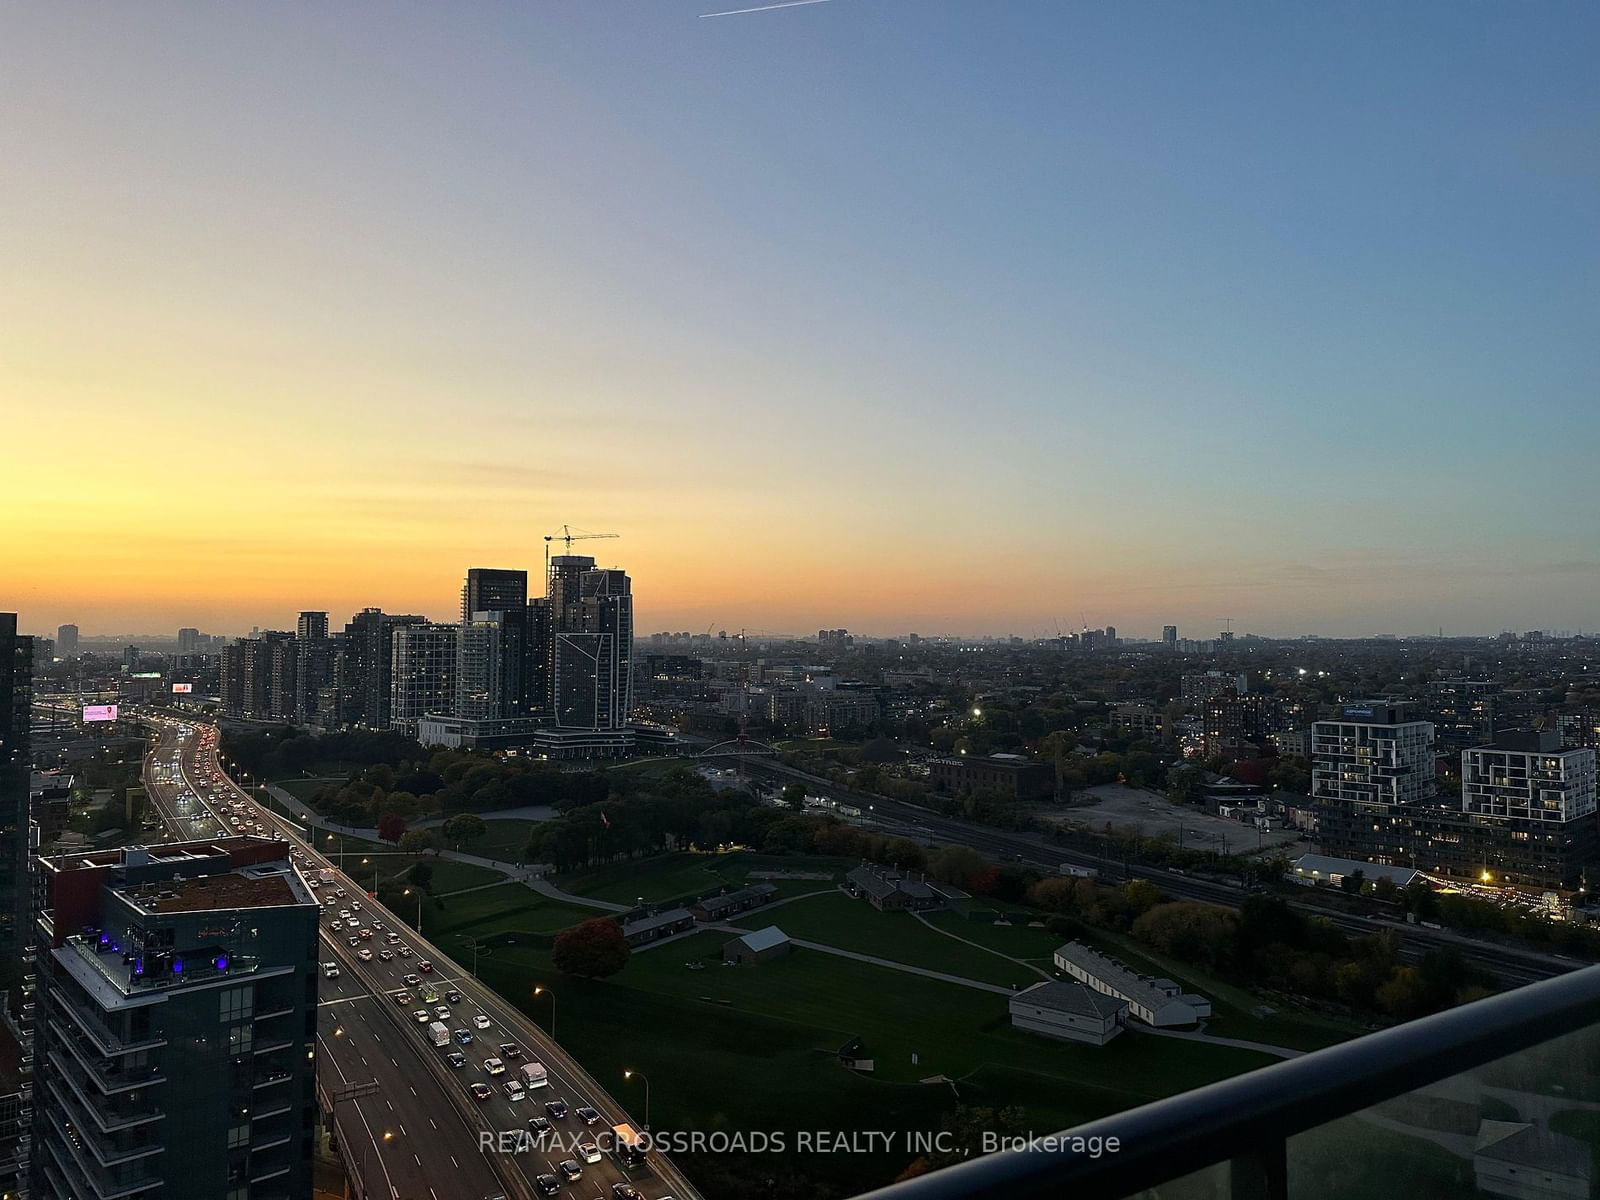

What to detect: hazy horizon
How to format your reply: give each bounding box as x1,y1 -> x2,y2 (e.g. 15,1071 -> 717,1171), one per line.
5,3 -> 1598,639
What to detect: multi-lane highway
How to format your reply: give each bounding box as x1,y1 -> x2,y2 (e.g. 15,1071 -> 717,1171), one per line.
140,712 -> 699,1200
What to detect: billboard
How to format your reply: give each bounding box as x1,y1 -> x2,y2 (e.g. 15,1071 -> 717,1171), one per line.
171,683 -> 194,694
82,704 -> 120,723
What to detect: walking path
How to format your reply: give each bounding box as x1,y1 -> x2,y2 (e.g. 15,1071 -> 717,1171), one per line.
1121,1023 -> 1303,1060
911,911 -> 1053,982
700,921 -> 1013,994
527,877 -> 629,912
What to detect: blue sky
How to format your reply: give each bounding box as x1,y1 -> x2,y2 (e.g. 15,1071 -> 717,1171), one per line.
3,1 -> 1597,636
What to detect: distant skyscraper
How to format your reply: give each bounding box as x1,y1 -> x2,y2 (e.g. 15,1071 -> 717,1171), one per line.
339,609 -> 423,729
55,623 -> 77,659
546,555 -> 596,631
30,836 -> 320,1200
1162,625 -> 1178,649
460,568 -> 528,626
296,610 -> 328,640
553,567 -> 633,730
0,615 -> 31,982
392,623 -> 458,734
177,626 -> 201,654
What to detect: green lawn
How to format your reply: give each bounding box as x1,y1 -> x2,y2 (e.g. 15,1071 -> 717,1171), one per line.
732,893 -> 1043,990
559,850 -> 854,906
458,818 -> 542,863
465,928 -> 1275,1198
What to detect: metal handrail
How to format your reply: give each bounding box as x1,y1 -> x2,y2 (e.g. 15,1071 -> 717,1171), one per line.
852,964 -> 1600,1200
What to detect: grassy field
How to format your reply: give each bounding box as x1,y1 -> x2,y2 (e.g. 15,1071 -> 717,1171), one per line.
560,850 -> 855,906
461,927 -> 1275,1197
732,893 -> 1043,990
460,818 -> 541,862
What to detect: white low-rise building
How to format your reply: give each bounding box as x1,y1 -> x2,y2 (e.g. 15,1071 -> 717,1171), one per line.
1009,980 -> 1126,1045
1052,942 -> 1211,1028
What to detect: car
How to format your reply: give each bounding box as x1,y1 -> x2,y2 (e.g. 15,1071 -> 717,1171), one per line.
351,901 -> 362,911
434,1006 -> 450,1020
534,1175 -> 560,1197
338,910 -> 351,919
403,974 -> 421,986
334,889 -> 347,898
498,1042 -> 522,1060
347,936 -> 360,946
472,1014 -> 491,1030
470,1083 -> 493,1102
484,1057 -> 505,1076
421,987 -> 439,1004
394,991 -> 411,1005
372,920 -> 384,930
412,1010 -> 431,1024
397,946 -> 412,957
575,1105 -> 600,1125
504,1081 -> 525,1102
446,1051 -> 467,1068
357,948 -> 373,961
308,879 -> 321,889
346,919 -> 360,929
378,949 -> 394,961
446,990 -> 461,1003
320,962 -> 340,979
544,1100 -> 568,1120
526,1116 -> 552,1136
359,928 -> 373,940
454,1029 -> 474,1045
611,1186 -> 643,1200
386,933 -> 401,944
418,960 -> 433,973
557,1160 -> 582,1183
578,1140 -> 601,1164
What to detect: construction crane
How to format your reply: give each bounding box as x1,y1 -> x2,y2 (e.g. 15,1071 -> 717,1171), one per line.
543,526 -> 619,576
1217,617 -> 1234,634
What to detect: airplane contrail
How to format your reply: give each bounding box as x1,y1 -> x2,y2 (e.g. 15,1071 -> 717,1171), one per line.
700,0 -> 838,17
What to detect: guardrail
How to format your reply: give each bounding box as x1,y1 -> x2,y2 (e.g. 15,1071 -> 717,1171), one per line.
851,964 -> 1600,1200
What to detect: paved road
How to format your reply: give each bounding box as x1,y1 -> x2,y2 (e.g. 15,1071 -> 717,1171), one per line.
143,712 -> 700,1200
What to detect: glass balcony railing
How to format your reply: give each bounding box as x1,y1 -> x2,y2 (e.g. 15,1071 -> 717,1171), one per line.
854,965 -> 1600,1200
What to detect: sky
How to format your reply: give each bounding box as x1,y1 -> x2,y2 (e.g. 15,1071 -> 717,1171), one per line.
3,1 -> 1598,640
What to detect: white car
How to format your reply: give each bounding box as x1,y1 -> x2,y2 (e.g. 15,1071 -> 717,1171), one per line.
484,1057 -> 505,1076
472,1014 -> 492,1030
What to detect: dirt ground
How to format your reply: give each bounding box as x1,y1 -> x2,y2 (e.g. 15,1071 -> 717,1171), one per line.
1040,783 -> 1304,856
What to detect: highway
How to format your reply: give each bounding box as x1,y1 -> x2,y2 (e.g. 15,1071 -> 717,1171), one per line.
140,712 -> 699,1200
720,753 -> 1581,989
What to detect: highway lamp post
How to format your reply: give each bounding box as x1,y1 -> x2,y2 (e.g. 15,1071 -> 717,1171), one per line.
402,888 -> 424,934
624,1069 -> 650,1129
533,985 -> 555,1040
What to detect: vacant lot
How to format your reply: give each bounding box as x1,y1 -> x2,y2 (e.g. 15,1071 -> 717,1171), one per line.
1046,783 -> 1303,856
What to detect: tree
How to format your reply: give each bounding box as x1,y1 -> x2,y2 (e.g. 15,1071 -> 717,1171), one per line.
441,813 -> 487,850
377,813 -> 407,844
781,783 -> 807,810
408,861 -> 434,890
551,918 -> 630,980
399,829 -> 436,857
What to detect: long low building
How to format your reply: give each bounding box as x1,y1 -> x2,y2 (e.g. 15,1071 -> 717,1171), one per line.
1053,942 -> 1211,1028
1289,853 -> 1422,890
1009,980 -> 1126,1045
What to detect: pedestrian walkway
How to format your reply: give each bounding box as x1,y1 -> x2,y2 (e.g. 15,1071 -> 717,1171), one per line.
527,876 -> 629,912
701,922 -> 1013,994
911,910 -> 1053,982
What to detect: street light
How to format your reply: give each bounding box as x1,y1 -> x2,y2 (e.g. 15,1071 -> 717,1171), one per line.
624,1069 -> 650,1129
402,888 -> 424,934
533,985 -> 555,1039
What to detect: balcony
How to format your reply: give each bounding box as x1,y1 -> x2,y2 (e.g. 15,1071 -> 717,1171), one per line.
857,965 -> 1600,1200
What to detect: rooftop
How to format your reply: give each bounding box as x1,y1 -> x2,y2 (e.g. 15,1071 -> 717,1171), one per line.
1054,942 -> 1203,1014
119,868 -> 300,914
730,926 -> 790,954
1012,979 -> 1125,1020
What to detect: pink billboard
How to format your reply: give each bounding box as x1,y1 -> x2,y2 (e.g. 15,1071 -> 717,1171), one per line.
171,683 -> 193,694
82,704 -> 119,723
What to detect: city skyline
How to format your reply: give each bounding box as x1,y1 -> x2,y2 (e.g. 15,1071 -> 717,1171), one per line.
6,3 -> 1599,637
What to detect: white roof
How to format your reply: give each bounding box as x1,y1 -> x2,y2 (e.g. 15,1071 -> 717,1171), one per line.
1291,854 -> 1420,887
733,926 -> 789,953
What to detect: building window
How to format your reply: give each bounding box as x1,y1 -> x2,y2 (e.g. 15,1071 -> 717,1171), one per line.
221,986 -> 254,1023
229,1023 -> 254,1055
227,1125 -> 250,1150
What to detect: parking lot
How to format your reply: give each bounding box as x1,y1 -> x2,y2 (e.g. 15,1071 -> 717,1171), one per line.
1044,783 -> 1305,856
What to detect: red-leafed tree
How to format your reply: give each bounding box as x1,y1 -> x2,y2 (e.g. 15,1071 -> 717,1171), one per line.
377,813 -> 407,844
551,918 -> 630,980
